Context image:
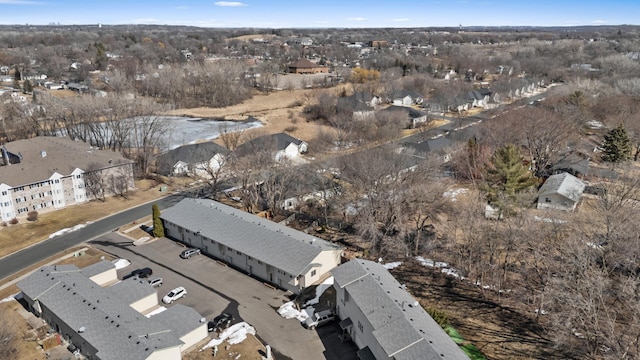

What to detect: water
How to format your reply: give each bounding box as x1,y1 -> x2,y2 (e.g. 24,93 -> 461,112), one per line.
162,116 -> 263,150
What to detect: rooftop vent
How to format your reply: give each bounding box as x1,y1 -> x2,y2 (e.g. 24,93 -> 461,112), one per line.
40,150 -> 47,158
78,326 -> 85,333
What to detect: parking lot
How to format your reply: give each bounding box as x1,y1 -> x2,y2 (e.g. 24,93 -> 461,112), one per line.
90,232 -> 357,360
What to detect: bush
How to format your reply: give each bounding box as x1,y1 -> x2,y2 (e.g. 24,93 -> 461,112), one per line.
26,211 -> 38,222
426,307 -> 449,328
283,126 -> 298,133
9,218 -> 19,225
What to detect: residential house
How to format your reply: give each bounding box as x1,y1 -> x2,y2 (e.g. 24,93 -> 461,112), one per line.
537,172 -> 586,211
288,59 -> 329,74
160,198 -> 343,294
156,142 -> 229,178
402,136 -> 455,163
280,169 -> 341,211
337,92 -> 380,121
369,40 -> 389,48
390,90 -> 423,106
18,261 -> 207,360
465,89 -> 492,109
233,133 -> 308,162
293,37 -> 313,46
0,136 -> 135,222
379,105 -> 428,128
550,155 -> 590,179
332,259 -> 469,360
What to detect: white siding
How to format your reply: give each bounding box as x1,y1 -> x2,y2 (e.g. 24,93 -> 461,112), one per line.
178,324 -> 208,352
129,292 -> 159,314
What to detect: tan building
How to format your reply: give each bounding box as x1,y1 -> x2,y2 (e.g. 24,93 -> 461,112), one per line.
160,198 -> 343,294
18,261 -> 208,360
288,58 -> 329,74
0,136 -> 135,222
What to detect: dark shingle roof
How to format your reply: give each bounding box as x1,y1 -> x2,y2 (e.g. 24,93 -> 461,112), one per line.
380,105 -> 426,119
160,198 -> 341,276
233,133 -> 305,158
0,136 -> 131,187
332,259 -> 469,360
156,142 -> 228,176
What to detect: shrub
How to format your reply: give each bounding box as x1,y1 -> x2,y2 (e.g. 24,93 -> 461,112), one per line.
283,126 -> 298,133
26,211 -> 38,222
9,218 -> 18,225
426,307 -> 449,328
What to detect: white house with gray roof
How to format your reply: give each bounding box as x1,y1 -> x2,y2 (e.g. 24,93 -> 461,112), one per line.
18,261 -> 207,360
332,259 -> 469,360
160,198 -> 342,294
537,172 -> 585,212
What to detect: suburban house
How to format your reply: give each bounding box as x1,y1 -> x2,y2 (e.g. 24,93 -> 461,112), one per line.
337,92 -> 380,120
288,59 -> 329,74
390,90 -> 423,106
280,169 -> 341,211
160,198 -> 343,294
379,105 -> 428,128
537,172 -> 586,211
332,259 -> 470,360
402,136 -> 455,163
156,142 -> 229,177
18,261 -> 207,360
233,132 -> 308,162
465,90 -> 491,109
0,136 -> 135,222
550,154 -> 590,179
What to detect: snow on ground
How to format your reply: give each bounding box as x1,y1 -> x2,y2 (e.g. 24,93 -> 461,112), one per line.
442,188 -> 468,202
201,322 -> 256,350
0,292 -> 20,303
277,301 -> 309,322
383,262 -> 402,270
111,258 -> 131,270
145,306 -> 167,318
303,276 -> 334,307
416,256 -> 463,279
48,222 -> 93,239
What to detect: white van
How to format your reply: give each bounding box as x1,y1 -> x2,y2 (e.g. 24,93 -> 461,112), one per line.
304,310 -> 335,330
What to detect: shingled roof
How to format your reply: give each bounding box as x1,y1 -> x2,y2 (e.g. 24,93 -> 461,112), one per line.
289,58 -> 322,68
160,198 -> 341,276
233,133 -> 305,158
0,136 -> 131,187
333,259 -> 469,360
156,142 -> 229,176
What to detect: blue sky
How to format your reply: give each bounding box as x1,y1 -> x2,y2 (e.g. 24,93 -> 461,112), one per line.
0,0 -> 638,28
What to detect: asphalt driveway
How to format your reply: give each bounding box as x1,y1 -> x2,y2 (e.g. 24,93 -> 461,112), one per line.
90,233 -> 356,360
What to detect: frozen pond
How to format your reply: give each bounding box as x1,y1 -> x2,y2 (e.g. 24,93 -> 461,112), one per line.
162,116 -> 263,150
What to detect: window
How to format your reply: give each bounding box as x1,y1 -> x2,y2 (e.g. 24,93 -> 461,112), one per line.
358,320 -> 363,332
258,260 -> 263,265
15,198 -> 21,203
236,250 -> 241,255
545,197 -> 551,203
3,202 -> 9,207
311,270 -> 317,277
1,191 -> 6,196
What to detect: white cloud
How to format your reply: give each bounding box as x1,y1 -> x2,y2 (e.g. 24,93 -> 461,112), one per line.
0,0 -> 43,4
346,17 -> 366,21
592,20 -> 607,24
176,6 -> 189,10
214,1 -> 247,6
392,18 -> 410,22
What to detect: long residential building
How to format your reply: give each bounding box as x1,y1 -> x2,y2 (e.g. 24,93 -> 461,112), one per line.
0,136 -> 135,222
160,198 -> 343,294
18,261 -> 207,360
333,259 -> 469,360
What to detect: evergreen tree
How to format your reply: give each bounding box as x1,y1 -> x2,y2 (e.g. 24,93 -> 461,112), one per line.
483,144 -> 538,214
22,79 -> 32,94
152,203 -> 165,238
601,124 -> 632,163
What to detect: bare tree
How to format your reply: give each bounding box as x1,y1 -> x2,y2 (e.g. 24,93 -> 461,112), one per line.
83,162 -> 106,201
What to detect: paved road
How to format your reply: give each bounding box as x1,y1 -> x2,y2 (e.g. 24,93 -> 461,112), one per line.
0,193 -> 187,281
92,233 -> 357,360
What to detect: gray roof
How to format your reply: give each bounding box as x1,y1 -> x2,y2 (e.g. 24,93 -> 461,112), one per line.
538,172 -> 586,203
234,133 -> 305,158
404,136 -> 453,155
18,264 -> 186,360
333,259 -> 469,360
0,136 -> 131,187
109,278 -> 157,306
81,260 -> 115,279
160,198 -> 342,276
152,304 -> 205,338
380,105 -> 426,119
156,142 -> 229,176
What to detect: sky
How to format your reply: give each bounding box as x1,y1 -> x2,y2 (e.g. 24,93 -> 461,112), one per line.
0,0 -> 638,28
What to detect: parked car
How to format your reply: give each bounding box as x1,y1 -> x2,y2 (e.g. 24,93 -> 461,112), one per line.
139,224 -> 154,236
303,310 -> 335,330
148,278 -> 163,287
180,248 -> 201,259
123,267 -> 153,280
162,287 -> 187,304
207,313 -> 234,332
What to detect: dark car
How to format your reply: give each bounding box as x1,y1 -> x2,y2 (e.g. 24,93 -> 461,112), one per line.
124,267 -> 153,280
207,313 -> 234,332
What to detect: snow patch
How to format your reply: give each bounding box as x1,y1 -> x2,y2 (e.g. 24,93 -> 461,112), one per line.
383,262 -> 402,270
145,306 -> 167,318
48,222 -> 93,239
111,258 -> 131,270
443,188 -> 468,201
303,276 -> 334,307
277,301 -> 309,322
201,322 -> 256,350
533,216 -> 567,224
0,292 -> 20,303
